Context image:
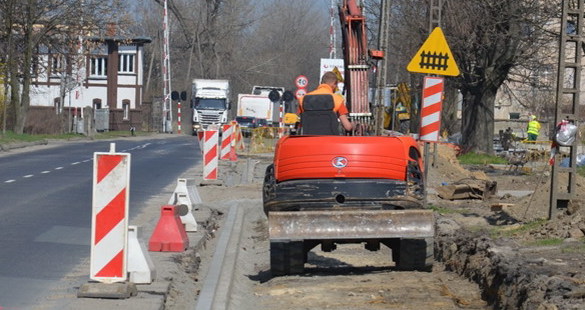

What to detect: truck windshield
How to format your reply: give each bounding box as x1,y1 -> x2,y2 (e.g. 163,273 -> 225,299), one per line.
195,98 -> 226,110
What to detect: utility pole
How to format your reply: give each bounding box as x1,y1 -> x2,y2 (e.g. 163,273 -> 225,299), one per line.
162,0 -> 173,133
374,0 -> 391,135
329,0 -> 337,59
550,0 -> 582,218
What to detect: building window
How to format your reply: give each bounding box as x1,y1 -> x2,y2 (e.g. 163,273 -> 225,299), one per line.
122,100 -> 130,120
118,54 -> 134,73
90,57 -> 107,77
509,112 -> 520,120
93,98 -> 102,110
51,54 -> 66,76
54,97 -> 62,114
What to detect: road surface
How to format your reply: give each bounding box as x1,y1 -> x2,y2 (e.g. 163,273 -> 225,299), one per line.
0,135 -> 199,308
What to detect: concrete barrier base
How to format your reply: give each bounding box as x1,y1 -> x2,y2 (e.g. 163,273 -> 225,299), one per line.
77,282 -> 137,299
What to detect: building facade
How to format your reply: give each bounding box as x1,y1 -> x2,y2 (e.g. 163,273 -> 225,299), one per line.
28,35 -> 151,132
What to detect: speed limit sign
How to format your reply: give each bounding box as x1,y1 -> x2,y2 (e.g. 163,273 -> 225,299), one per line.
295,75 -> 308,88
295,88 -> 307,99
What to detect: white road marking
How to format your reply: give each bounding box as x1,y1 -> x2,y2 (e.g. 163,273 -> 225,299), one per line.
55,167 -> 63,170
41,171 -> 51,174
71,162 -> 80,165
23,175 -> 33,178
5,180 -> 15,183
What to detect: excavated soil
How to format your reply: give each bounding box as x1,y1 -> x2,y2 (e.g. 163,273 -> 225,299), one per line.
186,143 -> 585,309
428,144 -> 585,310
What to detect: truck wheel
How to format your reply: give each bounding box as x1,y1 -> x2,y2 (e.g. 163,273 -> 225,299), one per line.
393,237 -> 434,272
263,164 -> 276,206
270,240 -> 305,276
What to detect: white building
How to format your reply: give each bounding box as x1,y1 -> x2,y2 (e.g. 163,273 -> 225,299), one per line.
28,35 -> 151,132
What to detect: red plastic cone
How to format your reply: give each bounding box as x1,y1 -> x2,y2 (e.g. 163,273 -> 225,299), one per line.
148,205 -> 189,252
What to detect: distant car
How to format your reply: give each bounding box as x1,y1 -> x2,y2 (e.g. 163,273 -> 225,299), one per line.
256,118 -> 269,128
235,116 -> 257,137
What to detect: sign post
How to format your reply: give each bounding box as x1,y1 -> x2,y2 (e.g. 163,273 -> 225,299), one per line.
407,26 -> 459,208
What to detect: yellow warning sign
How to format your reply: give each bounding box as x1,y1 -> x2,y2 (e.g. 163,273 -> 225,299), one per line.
407,27 -> 460,76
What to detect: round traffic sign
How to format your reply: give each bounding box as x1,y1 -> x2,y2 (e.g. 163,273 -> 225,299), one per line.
295,75 -> 308,88
295,88 -> 307,99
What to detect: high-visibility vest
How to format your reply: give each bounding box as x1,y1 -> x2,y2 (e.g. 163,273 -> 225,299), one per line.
527,120 -> 541,135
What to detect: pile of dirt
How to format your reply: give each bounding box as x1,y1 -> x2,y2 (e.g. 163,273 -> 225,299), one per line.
431,144 -> 585,309
426,143 -> 489,189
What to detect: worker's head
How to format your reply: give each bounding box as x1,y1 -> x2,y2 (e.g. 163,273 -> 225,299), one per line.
530,115 -> 537,120
321,71 -> 339,87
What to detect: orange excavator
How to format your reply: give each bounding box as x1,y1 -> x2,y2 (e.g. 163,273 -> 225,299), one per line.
263,0 -> 434,276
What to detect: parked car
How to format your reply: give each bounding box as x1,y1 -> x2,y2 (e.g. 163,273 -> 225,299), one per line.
235,116 -> 257,137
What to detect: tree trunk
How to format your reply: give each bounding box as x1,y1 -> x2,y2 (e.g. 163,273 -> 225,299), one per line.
461,84 -> 497,154
14,23 -> 34,134
442,80 -> 460,137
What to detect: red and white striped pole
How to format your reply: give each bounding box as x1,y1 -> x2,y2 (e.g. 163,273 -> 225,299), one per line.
177,100 -> 181,134
419,76 -> 444,142
90,143 -> 130,283
203,130 -> 219,180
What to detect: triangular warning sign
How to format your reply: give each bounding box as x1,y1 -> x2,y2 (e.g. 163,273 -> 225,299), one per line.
407,27 -> 460,76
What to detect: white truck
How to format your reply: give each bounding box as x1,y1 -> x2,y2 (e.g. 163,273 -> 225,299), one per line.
236,94 -> 274,122
239,86 -> 286,126
191,79 -> 230,133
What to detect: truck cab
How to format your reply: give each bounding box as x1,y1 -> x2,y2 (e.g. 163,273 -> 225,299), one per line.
191,79 -> 230,133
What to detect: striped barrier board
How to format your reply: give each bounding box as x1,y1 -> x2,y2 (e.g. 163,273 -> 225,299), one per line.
203,130 -> 219,180
220,124 -> 233,160
419,76 -> 444,142
90,148 -> 130,283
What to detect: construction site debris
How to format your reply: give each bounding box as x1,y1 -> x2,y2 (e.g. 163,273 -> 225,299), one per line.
436,179 -> 497,200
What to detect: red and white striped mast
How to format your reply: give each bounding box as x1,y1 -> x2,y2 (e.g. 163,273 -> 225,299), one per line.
329,0 -> 337,58
162,0 -> 173,133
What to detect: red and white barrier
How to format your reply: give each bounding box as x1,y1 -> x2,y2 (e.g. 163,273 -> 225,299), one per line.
90,144 -> 130,283
196,131 -> 204,154
220,124 -> 234,160
203,129 -> 219,180
419,76 -> 444,142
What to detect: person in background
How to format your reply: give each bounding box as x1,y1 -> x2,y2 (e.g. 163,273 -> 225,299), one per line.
297,71 -> 352,134
526,115 -> 541,141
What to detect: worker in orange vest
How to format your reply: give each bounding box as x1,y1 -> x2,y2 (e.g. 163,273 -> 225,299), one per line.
297,71 -> 352,135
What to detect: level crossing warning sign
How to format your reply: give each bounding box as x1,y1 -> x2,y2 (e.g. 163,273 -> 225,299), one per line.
407,27 -> 460,76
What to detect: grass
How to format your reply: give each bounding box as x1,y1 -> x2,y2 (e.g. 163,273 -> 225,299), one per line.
489,219 -> 548,238
429,205 -> 467,215
0,130 -> 150,144
458,152 -> 508,165
578,166 -> 585,178
525,238 -> 564,247
0,131 -> 80,144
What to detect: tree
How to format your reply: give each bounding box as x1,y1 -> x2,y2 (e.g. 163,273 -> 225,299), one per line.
443,0 -> 558,153
0,0 -> 126,134
144,0 -> 330,105
365,0 -> 558,153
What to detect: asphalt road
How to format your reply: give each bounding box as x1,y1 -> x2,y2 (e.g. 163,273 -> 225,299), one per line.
0,135 -> 200,308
